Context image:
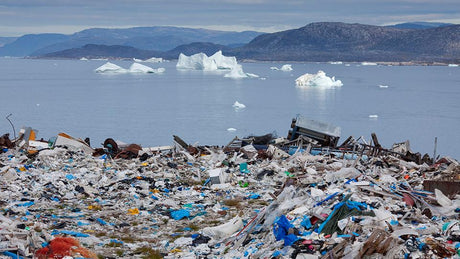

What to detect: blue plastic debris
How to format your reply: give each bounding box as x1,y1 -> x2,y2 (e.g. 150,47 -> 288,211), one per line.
65,174 -> 75,180
51,230 -> 89,237
273,215 -> 299,246
300,215 -> 312,229
16,201 -> 34,207
2,251 -> 24,259
96,218 -> 107,225
171,209 -> 190,220
240,162 -> 250,173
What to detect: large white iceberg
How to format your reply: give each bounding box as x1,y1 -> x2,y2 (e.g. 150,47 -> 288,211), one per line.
176,51 -> 237,70
209,51 -> 238,69
176,53 -> 218,70
295,70 -> 343,88
94,62 -> 127,73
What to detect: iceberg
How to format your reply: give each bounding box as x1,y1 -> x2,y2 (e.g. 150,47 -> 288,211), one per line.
329,61 -> 343,65
379,84 -> 389,88
209,51 -> 238,69
232,101 -> 246,110
176,53 -> 218,70
448,64 -> 458,67
361,62 -> 378,66
94,62 -> 127,73
280,64 -> 293,71
295,70 -> 343,88
95,62 -> 164,74
270,64 -> 293,71
134,57 -> 164,63
224,64 -> 248,78
129,63 -> 165,73
176,51 -> 237,70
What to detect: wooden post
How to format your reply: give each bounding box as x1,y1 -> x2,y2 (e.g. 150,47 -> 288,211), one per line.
433,137 -> 437,164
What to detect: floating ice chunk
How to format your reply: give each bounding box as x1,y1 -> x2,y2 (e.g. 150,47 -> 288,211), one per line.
295,70 -> 343,88
227,128 -> 237,131
329,61 -> 343,64
209,50 -> 238,69
232,101 -> 246,109
176,53 -> 218,70
379,85 -> 389,88
224,64 -> 248,78
448,64 -> 458,67
134,57 -> 163,63
145,57 -> 163,63
246,73 -> 259,78
176,51 -> 237,71
130,63 -> 165,73
271,64 -> 292,71
128,63 -> 156,73
280,64 -> 293,71
361,62 -> 378,66
94,62 -> 127,73
369,115 -> 378,119
80,57 -> 88,61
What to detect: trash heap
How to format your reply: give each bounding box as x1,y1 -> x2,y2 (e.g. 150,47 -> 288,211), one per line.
0,130 -> 459,258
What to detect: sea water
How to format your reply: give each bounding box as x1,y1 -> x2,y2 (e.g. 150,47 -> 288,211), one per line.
1,58 -> 459,159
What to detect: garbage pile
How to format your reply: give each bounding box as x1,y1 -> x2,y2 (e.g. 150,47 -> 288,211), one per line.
0,128 -> 459,258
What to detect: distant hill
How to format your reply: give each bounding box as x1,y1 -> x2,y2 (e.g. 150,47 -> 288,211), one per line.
0,26 -> 262,57
40,44 -> 161,60
29,22 -> 460,63
388,22 -> 453,29
0,34 -> 69,57
234,22 -> 460,62
41,42 -> 230,60
0,37 -> 17,48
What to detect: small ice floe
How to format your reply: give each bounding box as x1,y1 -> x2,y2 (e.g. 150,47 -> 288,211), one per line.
270,64 -> 293,71
448,64 -> 458,67
295,70 -> 343,88
227,128 -> 237,132
232,101 -> 246,110
369,115 -> 379,119
280,64 -> 293,71
329,61 -> 343,65
379,85 -> 389,88
95,62 -> 127,73
361,62 -> 378,66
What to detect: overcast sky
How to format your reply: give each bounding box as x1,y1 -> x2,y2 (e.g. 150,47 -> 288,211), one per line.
1,0 -> 459,37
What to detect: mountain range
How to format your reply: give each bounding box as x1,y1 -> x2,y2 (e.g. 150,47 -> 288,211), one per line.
1,22 -> 459,63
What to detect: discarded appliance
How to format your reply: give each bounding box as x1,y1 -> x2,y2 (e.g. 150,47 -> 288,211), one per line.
287,115 -> 341,147
54,132 -> 94,154
208,167 -> 227,185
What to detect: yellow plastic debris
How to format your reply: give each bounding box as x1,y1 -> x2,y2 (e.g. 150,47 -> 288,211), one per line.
127,208 -> 139,215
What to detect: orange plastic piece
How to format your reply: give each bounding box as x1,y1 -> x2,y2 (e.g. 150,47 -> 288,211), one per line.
35,236 -> 97,259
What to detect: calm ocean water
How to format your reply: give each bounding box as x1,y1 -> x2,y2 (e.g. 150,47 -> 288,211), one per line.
1,58 -> 459,159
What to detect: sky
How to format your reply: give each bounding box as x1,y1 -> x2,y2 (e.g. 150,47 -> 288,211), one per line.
1,0 -> 459,37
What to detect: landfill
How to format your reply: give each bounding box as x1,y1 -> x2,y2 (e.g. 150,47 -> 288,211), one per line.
0,119 -> 460,258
